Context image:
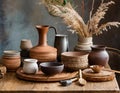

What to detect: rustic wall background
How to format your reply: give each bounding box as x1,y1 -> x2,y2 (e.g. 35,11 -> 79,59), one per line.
0,0 -> 120,56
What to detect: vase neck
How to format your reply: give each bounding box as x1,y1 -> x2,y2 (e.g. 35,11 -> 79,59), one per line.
36,25 -> 49,46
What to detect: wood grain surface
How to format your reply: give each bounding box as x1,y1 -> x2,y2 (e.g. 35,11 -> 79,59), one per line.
16,67 -> 78,82
0,71 -> 119,93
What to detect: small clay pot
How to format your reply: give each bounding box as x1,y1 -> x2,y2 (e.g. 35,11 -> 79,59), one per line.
88,45 -> 109,66
2,50 -> 21,71
20,39 -> 33,50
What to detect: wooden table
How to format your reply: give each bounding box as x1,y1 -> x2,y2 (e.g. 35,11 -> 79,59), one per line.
0,71 -> 119,93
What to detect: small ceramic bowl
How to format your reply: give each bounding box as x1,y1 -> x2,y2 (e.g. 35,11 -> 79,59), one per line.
40,62 -> 64,75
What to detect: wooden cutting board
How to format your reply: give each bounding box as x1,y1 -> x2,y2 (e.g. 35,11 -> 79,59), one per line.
16,67 -> 78,82
82,68 -> 115,82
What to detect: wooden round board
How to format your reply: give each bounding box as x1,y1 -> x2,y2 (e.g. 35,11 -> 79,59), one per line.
16,67 -> 78,82
82,68 -> 115,82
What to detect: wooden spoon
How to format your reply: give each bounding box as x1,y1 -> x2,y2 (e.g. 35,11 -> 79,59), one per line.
78,69 -> 86,86
90,65 -> 120,74
90,65 -> 103,73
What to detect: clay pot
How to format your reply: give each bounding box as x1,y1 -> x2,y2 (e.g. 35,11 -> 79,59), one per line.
2,50 -> 21,71
88,45 -> 109,66
30,25 -> 57,62
20,39 -> 33,50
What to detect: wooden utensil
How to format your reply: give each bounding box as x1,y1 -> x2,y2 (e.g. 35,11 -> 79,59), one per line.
60,77 -> 78,86
103,69 -> 120,74
78,69 -> 86,86
90,65 -> 120,74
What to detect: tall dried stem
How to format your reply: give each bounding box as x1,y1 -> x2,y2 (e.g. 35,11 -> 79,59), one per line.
43,0 -> 120,37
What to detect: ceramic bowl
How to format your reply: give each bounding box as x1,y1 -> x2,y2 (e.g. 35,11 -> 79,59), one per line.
40,62 -> 64,75
61,51 -> 89,71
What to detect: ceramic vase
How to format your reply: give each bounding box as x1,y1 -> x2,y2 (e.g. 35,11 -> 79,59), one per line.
88,45 -> 109,66
54,34 -> 68,62
30,25 -> 57,62
74,36 -> 93,52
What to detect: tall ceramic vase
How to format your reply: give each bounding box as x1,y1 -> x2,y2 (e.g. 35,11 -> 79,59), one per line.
30,25 -> 57,62
74,36 -> 93,52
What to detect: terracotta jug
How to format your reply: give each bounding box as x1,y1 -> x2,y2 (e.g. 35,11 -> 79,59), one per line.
88,45 -> 109,66
30,25 -> 57,62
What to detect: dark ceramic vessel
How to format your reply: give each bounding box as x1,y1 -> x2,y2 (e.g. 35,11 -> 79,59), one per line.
54,34 -> 69,62
40,62 -> 64,75
88,45 -> 109,66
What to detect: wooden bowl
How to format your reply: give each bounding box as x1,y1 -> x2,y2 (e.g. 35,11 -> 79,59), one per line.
40,62 -> 64,75
61,51 -> 89,71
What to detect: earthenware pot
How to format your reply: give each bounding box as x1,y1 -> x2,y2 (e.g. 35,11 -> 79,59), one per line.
30,25 -> 57,62
88,45 -> 109,66
2,50 -> 21,71
20,39 -> 33,50
23,59 -> 38,74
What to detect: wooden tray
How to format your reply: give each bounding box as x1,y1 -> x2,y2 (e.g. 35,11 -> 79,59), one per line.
16,67 -> 78,82
82,68 -> 115,82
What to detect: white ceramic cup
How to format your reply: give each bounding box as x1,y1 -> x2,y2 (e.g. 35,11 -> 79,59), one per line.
23,59 -> 38,74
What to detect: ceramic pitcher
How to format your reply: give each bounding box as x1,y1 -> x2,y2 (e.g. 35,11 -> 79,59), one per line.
30,25 -> 57,62
23,59 -> 38,74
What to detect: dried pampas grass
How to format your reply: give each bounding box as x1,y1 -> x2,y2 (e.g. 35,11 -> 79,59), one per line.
44,0 -> 120,37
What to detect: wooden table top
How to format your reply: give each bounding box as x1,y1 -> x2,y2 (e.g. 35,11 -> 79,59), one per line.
0,71 -> 119,93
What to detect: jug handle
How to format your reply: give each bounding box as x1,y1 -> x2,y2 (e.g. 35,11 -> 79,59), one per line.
49,26 -> 57,34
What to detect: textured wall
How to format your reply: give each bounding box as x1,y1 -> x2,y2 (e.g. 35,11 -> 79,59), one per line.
0,0 -> 120,56
0,0 -> 77,56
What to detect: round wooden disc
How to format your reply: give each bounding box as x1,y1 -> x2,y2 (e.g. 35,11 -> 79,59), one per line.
16,67 -> 78,82
82,68 -> 115,82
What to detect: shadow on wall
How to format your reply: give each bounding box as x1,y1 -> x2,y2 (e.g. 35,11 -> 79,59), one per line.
93,0 -> 120,49
108,49 -> 120,88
